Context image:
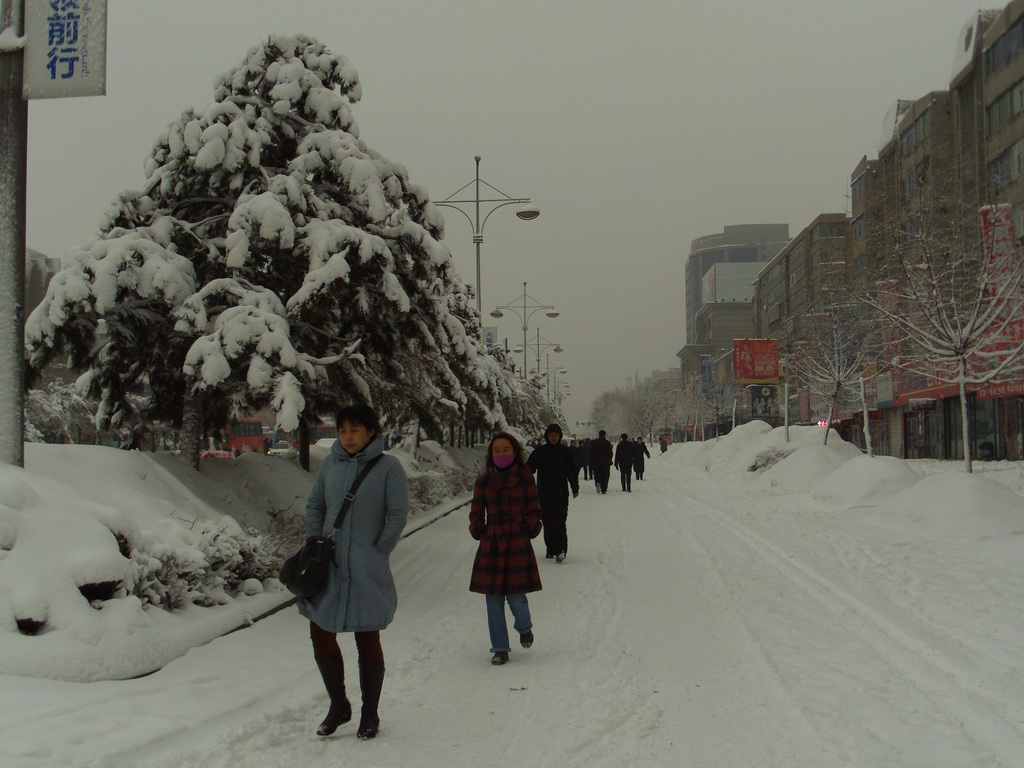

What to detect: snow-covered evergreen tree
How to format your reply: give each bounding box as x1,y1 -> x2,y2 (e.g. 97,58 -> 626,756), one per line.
26,35 -> 531,468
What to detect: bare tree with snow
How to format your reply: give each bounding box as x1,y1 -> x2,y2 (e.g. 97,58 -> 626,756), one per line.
786,279 -> 880,447
860,192 -> 1024,472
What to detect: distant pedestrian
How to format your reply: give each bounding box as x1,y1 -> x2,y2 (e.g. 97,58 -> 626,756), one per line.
634,437 -> 651,480
589,430 -> 614,494
568,438 -> 583,488
469,432 -> 543,666
614,433 -> 635,492
528,424 -> 579,562
659,434 -> 668,454
580,438 -> 592,481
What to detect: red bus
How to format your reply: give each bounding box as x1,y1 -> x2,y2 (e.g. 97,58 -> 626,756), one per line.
307,422 -> 337,444
227,418 -> 266,455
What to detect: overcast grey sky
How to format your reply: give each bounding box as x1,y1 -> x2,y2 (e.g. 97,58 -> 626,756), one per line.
24,0 -> 991,431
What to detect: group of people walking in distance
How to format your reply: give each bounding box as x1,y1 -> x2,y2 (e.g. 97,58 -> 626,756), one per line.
571,430 -> 652,493
297,404 -> 667,740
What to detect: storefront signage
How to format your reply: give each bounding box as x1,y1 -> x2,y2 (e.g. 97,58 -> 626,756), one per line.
734,339 -> 779,383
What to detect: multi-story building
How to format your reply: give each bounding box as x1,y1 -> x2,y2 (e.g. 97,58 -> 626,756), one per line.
835,2 -> 1024,461
754,214 -> 850,344
678,226 -> 788,407
984,0 -> 1024,242
682,224 -> 790,346
678,224 -> 789,403
752,214 -> 850,430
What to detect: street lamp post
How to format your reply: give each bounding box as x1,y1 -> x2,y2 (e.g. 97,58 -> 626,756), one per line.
534,355 -> 568,403
435,156 -> 539,315
526,329 -> 563,385
491,282 -> 559,378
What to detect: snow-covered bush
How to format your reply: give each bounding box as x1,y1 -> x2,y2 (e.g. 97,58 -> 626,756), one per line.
119,517 -> 277,610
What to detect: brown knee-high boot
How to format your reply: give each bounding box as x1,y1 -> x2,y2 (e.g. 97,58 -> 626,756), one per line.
315,657 -> 352,736
357,662 -> 386,739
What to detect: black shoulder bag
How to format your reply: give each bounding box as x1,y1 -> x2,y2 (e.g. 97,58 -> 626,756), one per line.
279,455 -> 383,599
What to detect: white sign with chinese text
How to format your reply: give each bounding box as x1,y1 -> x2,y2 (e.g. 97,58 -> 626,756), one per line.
23,0 -> 107,99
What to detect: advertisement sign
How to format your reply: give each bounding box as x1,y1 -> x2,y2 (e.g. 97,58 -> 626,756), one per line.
699,354 -> 712,396
701,267 -> 716,305
748,385 -> 778,418
733,339 -> 779,383
482,326 -> 497,348
24,0 -> 107,99
875,370 -> 894,408
980,205 -> 1024,353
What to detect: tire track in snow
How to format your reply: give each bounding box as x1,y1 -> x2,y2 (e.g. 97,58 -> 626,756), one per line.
679,486 -> 1024,765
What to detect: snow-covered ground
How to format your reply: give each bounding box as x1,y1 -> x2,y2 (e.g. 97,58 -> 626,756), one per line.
3,423 -> 1024,767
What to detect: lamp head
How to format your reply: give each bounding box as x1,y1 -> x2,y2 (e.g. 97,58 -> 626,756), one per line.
546,311 -> 560,319
554,345 -> 563,353
489,309 -> 503,318
516,205 -> 540,221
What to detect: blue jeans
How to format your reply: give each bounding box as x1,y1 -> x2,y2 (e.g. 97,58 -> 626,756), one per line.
485,594 -> 532,653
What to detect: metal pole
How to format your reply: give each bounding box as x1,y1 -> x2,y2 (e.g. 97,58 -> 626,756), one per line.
521,281 -> 527,379
784,381 -> 790,443
546,354 -> 551,401
473,155 -> 482,315
0,0 -> 27,467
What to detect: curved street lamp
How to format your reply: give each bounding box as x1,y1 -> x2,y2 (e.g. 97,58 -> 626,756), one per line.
491,281 -> 559,378
435,156 -> 538,315
524,332 -> 564,389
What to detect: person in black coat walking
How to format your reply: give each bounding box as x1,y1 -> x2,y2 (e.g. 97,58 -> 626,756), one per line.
527,424 -> 579,562
580,438 -> 591,481
614,433 -> 635,492
568,439 -> 583,488
589,430 -> 614,493
634,437 -> 651,480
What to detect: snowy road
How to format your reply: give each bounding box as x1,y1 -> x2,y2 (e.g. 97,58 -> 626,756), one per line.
7,432 -> 1024,767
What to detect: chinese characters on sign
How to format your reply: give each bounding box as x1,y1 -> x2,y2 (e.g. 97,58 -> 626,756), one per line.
733,339 -> 780,384
23,0 -> 107,99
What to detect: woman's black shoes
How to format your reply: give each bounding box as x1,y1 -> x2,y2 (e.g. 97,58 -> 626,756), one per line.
491,651 -> 509,665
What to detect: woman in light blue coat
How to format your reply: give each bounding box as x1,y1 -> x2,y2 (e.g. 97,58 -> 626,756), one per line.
299,403 -> 408,740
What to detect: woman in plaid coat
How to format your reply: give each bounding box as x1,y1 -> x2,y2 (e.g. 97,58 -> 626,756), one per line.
469,432 -> 543,665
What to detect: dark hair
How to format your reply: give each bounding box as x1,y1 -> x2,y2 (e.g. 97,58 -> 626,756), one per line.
334,403 -> 382,433
486,432 -> 526,470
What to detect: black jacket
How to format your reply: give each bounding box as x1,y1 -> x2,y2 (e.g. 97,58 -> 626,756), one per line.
527,441 -> 579,502
634,441 -> 651,467
589,436 -> 613,467
614,439 -> 636,469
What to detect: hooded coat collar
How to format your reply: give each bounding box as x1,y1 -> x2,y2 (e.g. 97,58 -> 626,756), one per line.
330,432 -> 386,465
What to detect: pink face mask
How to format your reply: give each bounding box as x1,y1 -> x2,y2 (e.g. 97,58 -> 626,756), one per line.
492,453 -> 516,469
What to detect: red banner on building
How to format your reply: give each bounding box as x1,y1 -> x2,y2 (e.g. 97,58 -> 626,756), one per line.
734,339 -> 779,383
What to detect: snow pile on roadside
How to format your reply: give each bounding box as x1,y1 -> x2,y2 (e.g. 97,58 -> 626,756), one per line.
0,440 -> 484,682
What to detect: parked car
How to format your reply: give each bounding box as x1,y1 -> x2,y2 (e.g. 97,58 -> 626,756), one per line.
267,440 -> 297,458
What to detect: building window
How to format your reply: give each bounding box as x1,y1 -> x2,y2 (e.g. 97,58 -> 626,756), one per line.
987,77 -> 1024,137
852,214 -> 866,241
1014,203 -> 1024,244
985,16 -> 1024,78
989,149 -> 1014,192
851,174 -> 865,209
902,170 -> 919,200
900,114 -> 929,158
